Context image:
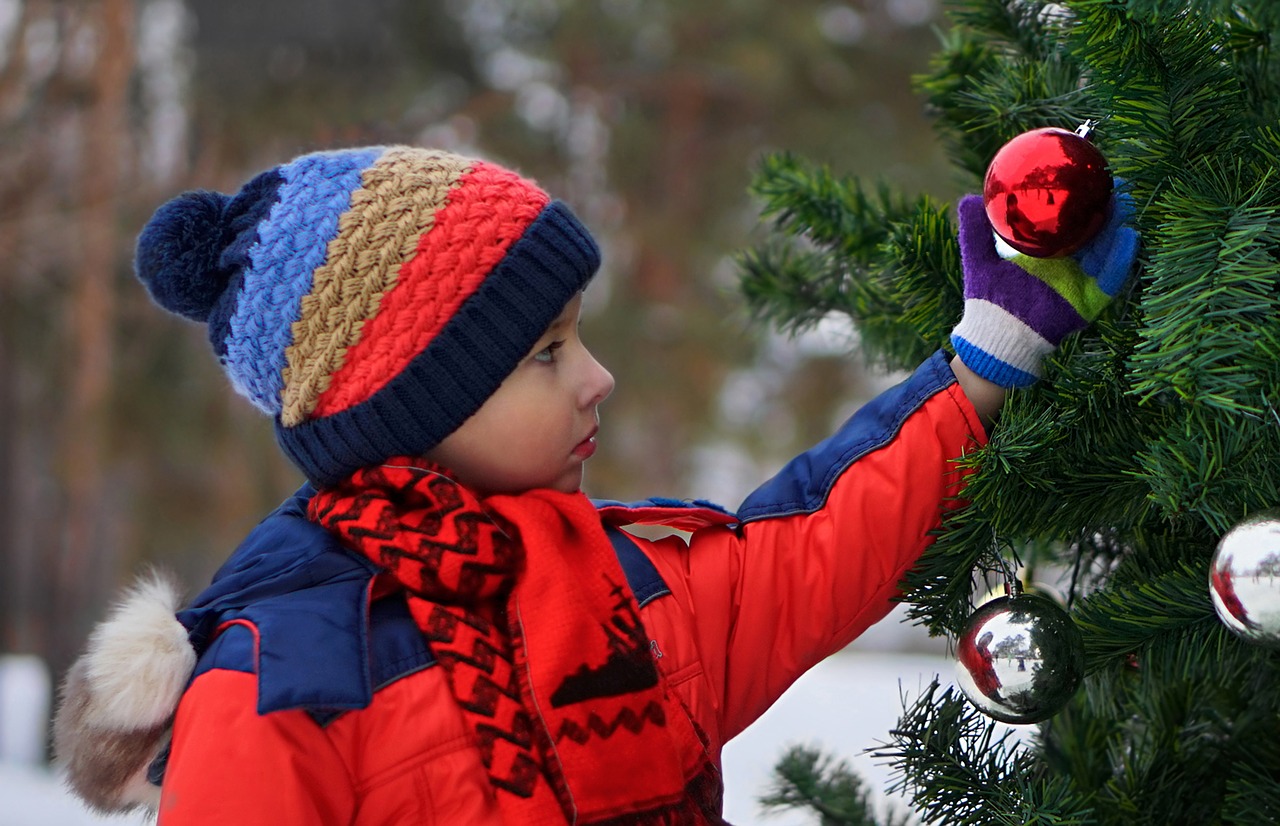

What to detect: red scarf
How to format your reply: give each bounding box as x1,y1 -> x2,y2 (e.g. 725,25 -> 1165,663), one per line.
308,460 -> 724,824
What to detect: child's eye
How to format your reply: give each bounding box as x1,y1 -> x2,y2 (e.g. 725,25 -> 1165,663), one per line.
532,340 -> 566,364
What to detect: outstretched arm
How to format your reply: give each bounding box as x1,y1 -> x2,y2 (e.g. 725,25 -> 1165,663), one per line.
950,354 -> 1009,431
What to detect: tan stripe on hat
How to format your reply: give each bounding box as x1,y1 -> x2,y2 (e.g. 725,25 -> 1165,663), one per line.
279,147 -> 472,427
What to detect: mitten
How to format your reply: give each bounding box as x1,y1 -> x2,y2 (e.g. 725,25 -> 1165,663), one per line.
950,190 -> 1139,387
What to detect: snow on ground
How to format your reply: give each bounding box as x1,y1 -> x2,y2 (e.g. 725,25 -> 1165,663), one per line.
3,641 -> 995,825
721,651 -> 956,825
0,763 -> 150,826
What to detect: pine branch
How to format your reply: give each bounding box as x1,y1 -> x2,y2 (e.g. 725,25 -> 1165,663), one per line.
881,204 -> 965,359
738,152 -> 955,371
1072,560 -> 1221,672
741,3 -> 1280,819
1128,162 -> 1280,402
737,240 -> 854,335
916,5 -> 1093,181
1043,633 -> 1280,824
874,680 -> 1096,825
1223,746 -> 1280,825
1071,1 -> 1262,182
759,745 -> 910,826
1131,403 -> 1280,535
747,151 -> 909,259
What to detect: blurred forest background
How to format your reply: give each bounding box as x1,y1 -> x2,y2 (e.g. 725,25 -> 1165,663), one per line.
0,0 -> 961,698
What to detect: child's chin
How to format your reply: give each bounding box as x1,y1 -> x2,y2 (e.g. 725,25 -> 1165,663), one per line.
550,469 -> 584,494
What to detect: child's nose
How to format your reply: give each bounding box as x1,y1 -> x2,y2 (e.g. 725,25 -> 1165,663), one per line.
582,351 -> 615,408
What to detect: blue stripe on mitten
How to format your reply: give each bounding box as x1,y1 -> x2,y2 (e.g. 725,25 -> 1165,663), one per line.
950,190 -> 1139,387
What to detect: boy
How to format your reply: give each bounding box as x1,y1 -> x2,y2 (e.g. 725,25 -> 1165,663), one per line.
54,145 -> 1136,824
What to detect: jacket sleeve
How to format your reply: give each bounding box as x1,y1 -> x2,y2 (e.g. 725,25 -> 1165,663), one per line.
644,351 -> 986,746
158,668 -> 355,825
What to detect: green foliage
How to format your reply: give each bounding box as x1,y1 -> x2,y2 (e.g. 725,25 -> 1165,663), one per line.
739,152 -> 961,372
917,1 -> 1095,181
1073,560 -> 1221,672
760,745 -> 911,826
1130,167 -> 1280,416
742,0 -> 1280,822
1041,627 -> 1280,824
874,681 -> 1095,824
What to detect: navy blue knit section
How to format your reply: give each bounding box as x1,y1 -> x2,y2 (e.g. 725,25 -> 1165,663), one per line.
207,168 -> 286,360
276,200 -> 600,486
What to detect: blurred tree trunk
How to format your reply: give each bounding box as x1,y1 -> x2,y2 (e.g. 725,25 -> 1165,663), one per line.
0,0 -> 45,654
626,69 -> 712,492
0,207 -> 15,653
54,0 -> 135,674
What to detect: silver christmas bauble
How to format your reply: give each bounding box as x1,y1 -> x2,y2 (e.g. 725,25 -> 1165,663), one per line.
1210,510 -> 1280,647
955,590 -> 1084,725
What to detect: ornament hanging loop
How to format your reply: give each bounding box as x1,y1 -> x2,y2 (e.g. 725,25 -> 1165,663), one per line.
990,530 -> 1022,597
1075,118 -> 1098,139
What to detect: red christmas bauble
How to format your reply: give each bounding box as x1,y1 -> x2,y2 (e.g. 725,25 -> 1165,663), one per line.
982,126 -> 1113,258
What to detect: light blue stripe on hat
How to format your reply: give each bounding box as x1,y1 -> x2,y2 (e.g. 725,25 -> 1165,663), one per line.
224,147 -> 385,414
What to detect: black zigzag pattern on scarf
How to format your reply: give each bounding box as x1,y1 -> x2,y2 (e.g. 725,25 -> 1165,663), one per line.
310,464 -> 551,804
474,710 -> 536,757
419,603 -> 537,797
338,468 -> 519,599
360,513 -> 517,597
472,710 -> 541,797
421,608 -> 522,711
554,701 -> 668,745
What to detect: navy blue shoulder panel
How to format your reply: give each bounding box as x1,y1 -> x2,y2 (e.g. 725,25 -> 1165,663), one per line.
604,525 -> 671,608
737,351 -> 957,523
192,593 -> 435,726
192,621 -> 256,677
364,595 -> 437,690
309,596 -> 435,725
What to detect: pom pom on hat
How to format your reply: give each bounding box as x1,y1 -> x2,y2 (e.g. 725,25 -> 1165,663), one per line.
135,190 -> 233,322
133,146 -> 601,486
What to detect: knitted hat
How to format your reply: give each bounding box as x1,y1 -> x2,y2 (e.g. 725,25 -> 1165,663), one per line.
135,146 -> 600,486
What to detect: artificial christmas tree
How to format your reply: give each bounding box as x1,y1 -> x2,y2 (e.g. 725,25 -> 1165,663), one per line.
740,1 -> 1280,823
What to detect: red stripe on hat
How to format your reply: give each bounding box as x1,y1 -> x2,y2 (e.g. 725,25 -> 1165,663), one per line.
313,161 -> 550,418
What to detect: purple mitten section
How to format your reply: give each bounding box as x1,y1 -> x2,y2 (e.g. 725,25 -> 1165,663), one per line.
957,196 -> 1085,345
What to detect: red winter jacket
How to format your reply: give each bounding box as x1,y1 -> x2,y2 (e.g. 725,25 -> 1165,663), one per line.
121,352 -> 983,824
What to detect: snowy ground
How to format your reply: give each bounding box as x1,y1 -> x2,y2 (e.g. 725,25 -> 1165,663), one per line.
721,650 -> 954,825
2,627 -> 993,825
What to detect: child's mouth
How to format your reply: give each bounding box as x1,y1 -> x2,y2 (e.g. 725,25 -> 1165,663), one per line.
572,431 -> 598,459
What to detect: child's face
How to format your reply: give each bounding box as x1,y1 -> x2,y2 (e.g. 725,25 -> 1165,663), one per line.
424,293 -> 615,496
